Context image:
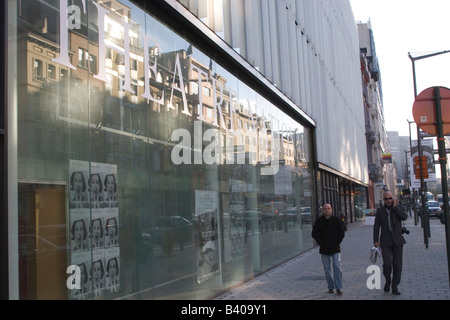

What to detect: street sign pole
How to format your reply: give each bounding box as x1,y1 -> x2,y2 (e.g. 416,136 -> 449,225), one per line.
433,86 -> 450,287
409,54 -> 430,247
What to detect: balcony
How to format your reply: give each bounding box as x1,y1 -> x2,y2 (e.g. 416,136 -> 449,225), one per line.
368,163 -> 383,181
365,129 -> 376,145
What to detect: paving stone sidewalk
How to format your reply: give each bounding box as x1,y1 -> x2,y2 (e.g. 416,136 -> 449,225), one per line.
214,216 -> 450,300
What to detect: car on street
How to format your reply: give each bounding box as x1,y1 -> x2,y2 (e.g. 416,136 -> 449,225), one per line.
427,201 -> 442,218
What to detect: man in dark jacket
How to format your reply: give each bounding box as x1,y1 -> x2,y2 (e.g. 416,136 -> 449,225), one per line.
373,191 -> 408,295
312,203 -> 345,295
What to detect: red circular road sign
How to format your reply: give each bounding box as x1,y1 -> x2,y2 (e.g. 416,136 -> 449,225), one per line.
412,86 -> 450,136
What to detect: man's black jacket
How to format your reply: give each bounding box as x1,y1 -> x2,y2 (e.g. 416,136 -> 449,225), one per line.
311,215 -> 345,255
373,205 -> 408,247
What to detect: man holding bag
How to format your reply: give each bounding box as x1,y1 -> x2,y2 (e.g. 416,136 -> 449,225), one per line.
373,191 -> 408,295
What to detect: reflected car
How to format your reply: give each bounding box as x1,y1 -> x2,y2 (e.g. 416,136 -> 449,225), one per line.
286,207 -> 298,217
262,202 -> 285,219
285,207 -> 299,225
427,201 -> 442,218
145,216 -> 193,247
300,207 -> 312,224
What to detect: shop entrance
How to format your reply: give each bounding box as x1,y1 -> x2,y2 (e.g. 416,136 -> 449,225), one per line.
18,183 -> 67,300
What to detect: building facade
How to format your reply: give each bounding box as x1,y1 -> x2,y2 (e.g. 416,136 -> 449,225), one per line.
1,0 -> 369,299
358,20 -> 396,208
387,131 -> 411,188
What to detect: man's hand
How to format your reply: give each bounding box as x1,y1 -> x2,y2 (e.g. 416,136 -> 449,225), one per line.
374,242 -> 380,248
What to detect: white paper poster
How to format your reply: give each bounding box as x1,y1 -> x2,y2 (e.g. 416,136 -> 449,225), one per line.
69,160 -> 120,299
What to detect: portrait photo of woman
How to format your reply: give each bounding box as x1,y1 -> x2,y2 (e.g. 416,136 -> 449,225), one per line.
90,218 -> 105,250
91,259 -> 105,298
70,262 -> 91,300
88,173 -> 104,209
103,173 -> 118,208
70,218 -> 88,251
105,216 -> 119,247
106,257 -> 120,293
69,171 -> 89,209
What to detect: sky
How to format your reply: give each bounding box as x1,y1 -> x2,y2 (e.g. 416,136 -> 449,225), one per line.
350,0 -> 450,139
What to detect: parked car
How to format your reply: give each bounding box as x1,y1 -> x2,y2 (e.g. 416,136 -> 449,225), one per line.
300,207 -> 312,224
261,202 -> 285,218
285,207 -> 299,226
144,216 -> 193,251
427,201 -> 442,218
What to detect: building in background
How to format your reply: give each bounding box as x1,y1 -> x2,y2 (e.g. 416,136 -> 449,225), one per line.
388,131 -> 411,189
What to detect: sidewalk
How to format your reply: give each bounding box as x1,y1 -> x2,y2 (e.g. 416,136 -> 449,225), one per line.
214,216 -> 450,300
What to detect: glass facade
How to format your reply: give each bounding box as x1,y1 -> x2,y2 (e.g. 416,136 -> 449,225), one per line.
8,0 -> 315,299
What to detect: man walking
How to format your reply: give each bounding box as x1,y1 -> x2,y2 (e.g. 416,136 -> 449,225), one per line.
312,204 -> 345,295
373,191 -> 408,295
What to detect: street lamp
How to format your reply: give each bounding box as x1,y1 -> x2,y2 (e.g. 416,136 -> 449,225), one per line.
408,50 -> 450,247
409,51 -> 450,97
403,149 -> 412,217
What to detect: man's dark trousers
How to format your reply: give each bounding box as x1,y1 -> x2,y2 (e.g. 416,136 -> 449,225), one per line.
381,245 -> 403,288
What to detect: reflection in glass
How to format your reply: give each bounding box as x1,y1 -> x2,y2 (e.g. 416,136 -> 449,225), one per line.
14,0 -> 315,300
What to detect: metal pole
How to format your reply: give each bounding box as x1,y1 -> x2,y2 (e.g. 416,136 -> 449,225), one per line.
408,120 -> 418,225
404,149 -> 411,217
432,86 -> 450,287
409,54 -> 430,247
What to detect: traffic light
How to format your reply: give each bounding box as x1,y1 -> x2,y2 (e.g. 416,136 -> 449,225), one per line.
414,155 -> 429,179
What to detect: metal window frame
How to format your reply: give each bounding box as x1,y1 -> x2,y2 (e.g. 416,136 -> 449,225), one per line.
0,0 -> 8,300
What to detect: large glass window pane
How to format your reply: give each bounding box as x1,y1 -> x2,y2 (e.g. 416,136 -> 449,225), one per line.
12,0 -> 316,300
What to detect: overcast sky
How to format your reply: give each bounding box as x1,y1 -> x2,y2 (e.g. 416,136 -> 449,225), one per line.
350,0 -> 450,138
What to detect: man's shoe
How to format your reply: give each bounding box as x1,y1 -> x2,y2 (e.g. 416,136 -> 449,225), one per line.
328,289 -> 334,293
392,287 -> 401,295
336,289 -> 343,295
383,283 -> 390,293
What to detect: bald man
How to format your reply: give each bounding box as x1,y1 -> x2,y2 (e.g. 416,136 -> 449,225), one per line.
312,204 -> 345,295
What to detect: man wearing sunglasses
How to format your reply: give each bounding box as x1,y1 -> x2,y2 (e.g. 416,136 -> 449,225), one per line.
373,191 -> 408,295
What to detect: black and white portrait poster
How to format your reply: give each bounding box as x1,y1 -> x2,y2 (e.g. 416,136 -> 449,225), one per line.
195,190 -> 219,284
69,160 -> 89,209
69,253 -> 92,300
69,160 -> 120,299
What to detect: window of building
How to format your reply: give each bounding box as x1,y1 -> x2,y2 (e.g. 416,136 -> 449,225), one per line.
33,59 -> 43,80
47,64 -> 56,80
12,0 -> 315,301
78,48 -> 97,74
202,86 -> 210,97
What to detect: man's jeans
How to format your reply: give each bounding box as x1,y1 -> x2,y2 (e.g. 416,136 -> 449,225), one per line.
321,253 -> 342,290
